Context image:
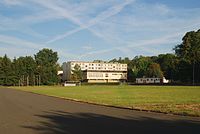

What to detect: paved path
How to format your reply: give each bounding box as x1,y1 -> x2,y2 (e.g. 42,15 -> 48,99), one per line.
0,88 -> 200,134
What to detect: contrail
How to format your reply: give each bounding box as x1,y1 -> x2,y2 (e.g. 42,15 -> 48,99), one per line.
46,0 -> 134,44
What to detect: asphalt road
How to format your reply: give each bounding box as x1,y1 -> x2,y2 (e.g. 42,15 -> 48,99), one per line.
0,88 -> 200,134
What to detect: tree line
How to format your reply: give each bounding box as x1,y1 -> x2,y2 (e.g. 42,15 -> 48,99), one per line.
0,48 -> 60,86
0,29 -> 200,85
110,29 -> 200,84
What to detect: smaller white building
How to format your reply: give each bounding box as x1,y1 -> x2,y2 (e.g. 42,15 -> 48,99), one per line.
136,77 -> 169,84
57,71 -> 63,75
63,81 -> 77,86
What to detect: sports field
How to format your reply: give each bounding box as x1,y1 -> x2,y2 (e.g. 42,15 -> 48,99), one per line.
13,85 -> 200,116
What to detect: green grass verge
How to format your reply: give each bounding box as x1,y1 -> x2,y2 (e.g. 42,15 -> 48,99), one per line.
12,85 -> 200,116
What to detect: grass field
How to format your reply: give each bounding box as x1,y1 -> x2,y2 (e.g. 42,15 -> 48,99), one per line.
12,85 -> 200,116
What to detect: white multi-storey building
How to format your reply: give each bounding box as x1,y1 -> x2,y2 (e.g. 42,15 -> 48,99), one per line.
62,61 -> 127,83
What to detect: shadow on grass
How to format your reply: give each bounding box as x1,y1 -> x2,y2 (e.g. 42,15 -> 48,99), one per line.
22,110 -> 200,134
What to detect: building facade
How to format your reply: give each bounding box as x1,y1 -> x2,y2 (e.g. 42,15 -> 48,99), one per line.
62,61 -> 127,83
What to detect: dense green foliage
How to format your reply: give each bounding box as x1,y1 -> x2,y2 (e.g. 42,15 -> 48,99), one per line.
35,49 -> 59,85
110,55 -> 173,82
175,29 -> 200,84
14,85 -> 200,116
71,64 -> 82,81
0,48 -> 59,86
146,63 -> 163,78
0,55 -> 14,85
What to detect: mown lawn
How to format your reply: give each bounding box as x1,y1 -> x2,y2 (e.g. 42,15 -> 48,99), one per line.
13,85 -> 200,116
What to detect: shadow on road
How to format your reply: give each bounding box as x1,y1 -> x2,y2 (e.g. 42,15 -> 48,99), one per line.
22,110 -> 200,134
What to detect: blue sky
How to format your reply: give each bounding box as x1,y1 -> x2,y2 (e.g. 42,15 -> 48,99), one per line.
0,0 -> 200,63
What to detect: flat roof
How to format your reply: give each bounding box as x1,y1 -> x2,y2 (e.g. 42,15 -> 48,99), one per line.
66,61 -> 127,65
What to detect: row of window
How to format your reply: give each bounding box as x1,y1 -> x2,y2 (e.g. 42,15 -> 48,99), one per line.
71,63 -> 127,67
87,73 -> 126,78
139,78 -> 160,81
88,73 -> 103,77
87,67 -> 126,70
72,65 -> 126,71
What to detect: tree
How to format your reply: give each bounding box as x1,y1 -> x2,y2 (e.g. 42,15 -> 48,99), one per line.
175,30 -> 200,62
146,63 -> 163,78
34,48 -> 59,85
71,64 -> 82,81
176,59 -> 192,83
13,56 -> 37,86
127,68 -> 135,82
156,54 -> 178,80
174,29 -> 200,84
0,55 -> 14,85
109,58 -> 118,63
0,57 -> 3,85
133,56 -> 153,77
